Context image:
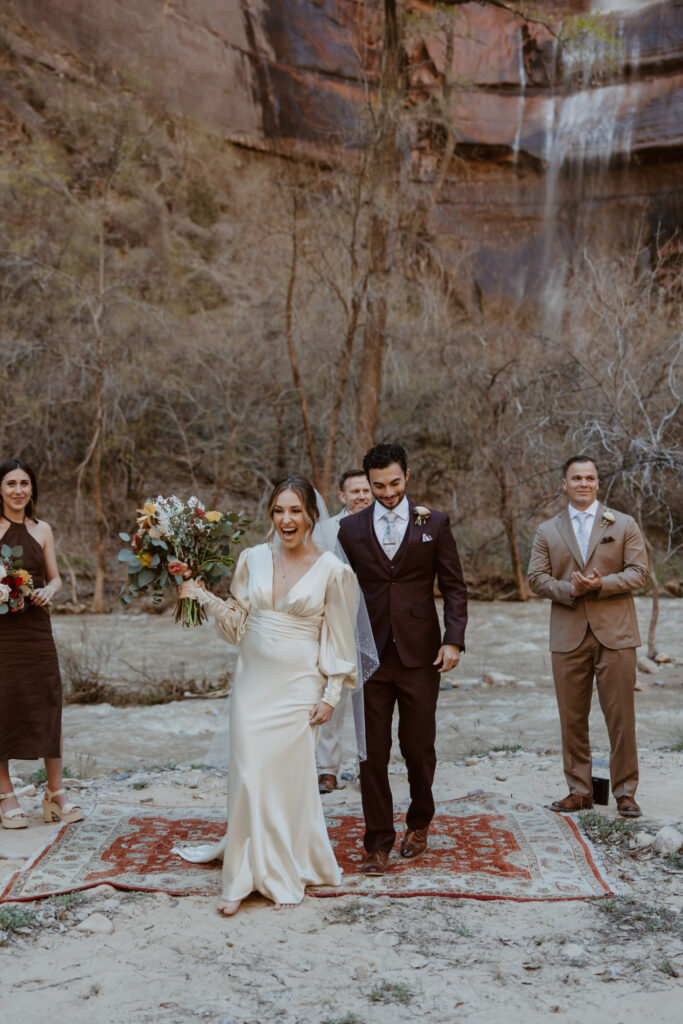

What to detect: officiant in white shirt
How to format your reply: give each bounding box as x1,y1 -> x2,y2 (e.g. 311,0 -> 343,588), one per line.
317,469 -> 373,793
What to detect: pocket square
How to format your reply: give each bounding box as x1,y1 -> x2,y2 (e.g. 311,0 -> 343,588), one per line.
422,533 -> 433,542
600,536 -> 615,544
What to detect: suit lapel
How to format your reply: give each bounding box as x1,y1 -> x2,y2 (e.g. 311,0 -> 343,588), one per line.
584,503 -> 606,565
364,505 -> 392,574
556,508 -> 584,566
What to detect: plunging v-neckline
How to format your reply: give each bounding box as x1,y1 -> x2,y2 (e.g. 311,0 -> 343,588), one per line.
270,548 -> 325,612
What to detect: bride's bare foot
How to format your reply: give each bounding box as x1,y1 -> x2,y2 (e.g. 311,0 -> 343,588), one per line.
217,900 -> 241,917
273,902 -> 297,911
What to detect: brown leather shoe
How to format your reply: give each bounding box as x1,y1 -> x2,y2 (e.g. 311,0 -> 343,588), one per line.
616,796 -> 642,818
360,850 -> 389,875
318,774 -> 337,794
550,793 -> 593,813
400,826 -> 429,859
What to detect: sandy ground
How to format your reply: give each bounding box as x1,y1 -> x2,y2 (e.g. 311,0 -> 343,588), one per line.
1,598 -> 682,1023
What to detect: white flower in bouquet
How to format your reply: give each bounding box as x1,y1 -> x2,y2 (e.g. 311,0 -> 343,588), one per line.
0,583 -> 11,604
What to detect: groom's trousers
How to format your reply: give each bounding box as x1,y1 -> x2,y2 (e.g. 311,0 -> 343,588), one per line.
360,638 -> 440,853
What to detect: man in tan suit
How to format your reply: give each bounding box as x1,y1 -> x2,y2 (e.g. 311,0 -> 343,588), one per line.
528,455 -> 648,817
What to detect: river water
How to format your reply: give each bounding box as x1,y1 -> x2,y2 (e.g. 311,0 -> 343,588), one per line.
43,597 -> 682,775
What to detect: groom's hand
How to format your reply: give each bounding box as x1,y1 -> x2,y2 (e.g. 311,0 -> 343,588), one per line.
434,644 -> 461,673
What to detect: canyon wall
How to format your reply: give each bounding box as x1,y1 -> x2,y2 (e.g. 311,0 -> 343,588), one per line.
5,0 -> 683,298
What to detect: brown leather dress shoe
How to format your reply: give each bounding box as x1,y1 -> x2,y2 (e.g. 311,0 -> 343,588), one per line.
360,850 -> 389,875
550,793 -> 593,813
318,774 -> 337,794
616,796 -> 642,818
400,826 -> 429,859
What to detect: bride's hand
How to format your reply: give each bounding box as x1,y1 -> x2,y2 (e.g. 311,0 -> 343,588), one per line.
309,700 -> 334,725
177,578 -> 206,601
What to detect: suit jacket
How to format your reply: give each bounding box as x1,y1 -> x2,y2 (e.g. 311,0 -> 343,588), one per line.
527,502 -> 648,653
338,499 -> 467,668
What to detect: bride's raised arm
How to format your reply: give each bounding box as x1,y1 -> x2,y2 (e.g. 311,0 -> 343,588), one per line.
318,562 -> 359,708
179,548 -> 251,645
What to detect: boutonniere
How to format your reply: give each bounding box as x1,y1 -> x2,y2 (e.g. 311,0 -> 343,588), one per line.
414,506 -> 431,526
600,510 -> 616,528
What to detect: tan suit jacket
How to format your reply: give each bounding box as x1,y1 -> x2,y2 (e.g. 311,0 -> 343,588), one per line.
528,503 -> 648,653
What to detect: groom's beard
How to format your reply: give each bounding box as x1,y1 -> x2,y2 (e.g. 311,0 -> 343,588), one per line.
374,490 -> 405,510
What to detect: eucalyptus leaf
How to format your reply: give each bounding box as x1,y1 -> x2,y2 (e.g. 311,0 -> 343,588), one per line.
1,545 -> 11,559
11,546 -> 23,558
118,548 -> 135,562
137,568 -> 156,587
0,605 -> 8,614
119,532 -> 131,542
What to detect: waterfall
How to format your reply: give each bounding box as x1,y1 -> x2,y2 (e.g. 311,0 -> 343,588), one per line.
512,26 -> 527,162
540,13 -> 643,325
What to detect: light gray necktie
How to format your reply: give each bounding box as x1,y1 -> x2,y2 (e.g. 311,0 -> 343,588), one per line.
382,511 -> 399,559
575,511 -> 590,563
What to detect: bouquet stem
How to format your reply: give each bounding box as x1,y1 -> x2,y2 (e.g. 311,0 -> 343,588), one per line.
173,597 -> 208,627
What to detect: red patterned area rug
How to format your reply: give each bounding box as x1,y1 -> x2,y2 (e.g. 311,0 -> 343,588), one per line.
0,794 -> 614,903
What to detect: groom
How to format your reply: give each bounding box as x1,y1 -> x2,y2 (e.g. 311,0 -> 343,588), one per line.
338,443 -> 467,875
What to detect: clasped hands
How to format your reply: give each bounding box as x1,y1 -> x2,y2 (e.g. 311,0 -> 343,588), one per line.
29,586 -> 53,607
570,569 -> 602,597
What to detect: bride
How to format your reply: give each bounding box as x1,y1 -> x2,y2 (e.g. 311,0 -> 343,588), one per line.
176,474 -> 361,916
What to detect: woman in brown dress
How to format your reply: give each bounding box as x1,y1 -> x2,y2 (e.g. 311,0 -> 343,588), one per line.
0,458 -> 82,828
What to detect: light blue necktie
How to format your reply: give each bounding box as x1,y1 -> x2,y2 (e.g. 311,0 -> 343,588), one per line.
382,511 -> 399,559
575,511 -> 590,563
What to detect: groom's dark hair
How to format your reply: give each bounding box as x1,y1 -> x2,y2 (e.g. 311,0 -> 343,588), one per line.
363,443 -> 407,476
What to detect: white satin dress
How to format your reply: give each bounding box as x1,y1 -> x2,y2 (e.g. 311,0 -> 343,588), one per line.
176,543 -> 359,905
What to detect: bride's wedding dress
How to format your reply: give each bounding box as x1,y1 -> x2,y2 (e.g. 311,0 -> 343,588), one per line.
175,543 -> 358,905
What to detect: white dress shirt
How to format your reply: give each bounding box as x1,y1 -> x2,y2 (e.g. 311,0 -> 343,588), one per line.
569,499 -> 598,560
373,495 -> 410,552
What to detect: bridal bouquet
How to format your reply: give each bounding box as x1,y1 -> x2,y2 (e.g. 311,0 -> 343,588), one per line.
0,544 -> 34,614
119,496 -> 246,626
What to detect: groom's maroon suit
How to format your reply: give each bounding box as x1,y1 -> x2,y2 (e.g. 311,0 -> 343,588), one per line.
339,500 -> 467,853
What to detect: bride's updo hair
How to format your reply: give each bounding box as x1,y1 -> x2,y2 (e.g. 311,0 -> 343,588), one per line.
267,474 -> 319,542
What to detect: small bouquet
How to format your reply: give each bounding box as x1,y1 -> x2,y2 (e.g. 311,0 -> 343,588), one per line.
0,543 -> 34,614
119,495 -> 246,626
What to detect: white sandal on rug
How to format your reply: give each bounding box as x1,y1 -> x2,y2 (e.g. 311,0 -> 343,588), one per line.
42,787 -> 84,824
0,790 -> 28,829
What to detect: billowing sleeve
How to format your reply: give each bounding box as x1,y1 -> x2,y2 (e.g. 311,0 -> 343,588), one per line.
200,548 -> 250,645
319,562 -> 359,707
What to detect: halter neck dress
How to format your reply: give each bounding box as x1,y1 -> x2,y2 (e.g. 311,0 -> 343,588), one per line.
0,520 -> 62,760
